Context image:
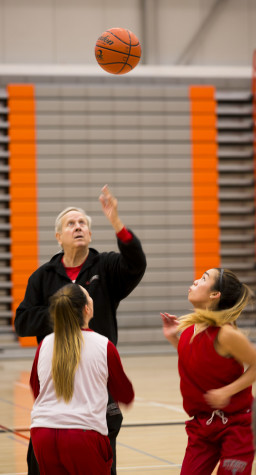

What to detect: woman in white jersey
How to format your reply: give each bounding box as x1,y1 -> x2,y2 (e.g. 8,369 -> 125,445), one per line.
30,283 -> 134,475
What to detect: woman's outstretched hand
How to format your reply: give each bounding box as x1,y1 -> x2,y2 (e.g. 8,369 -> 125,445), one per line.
160,313 -> 180,348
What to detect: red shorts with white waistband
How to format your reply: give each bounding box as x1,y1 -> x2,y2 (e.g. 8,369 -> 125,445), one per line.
180,410 -> 254,475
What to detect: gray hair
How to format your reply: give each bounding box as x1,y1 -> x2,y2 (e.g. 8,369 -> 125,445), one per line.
55,207 -> 92,233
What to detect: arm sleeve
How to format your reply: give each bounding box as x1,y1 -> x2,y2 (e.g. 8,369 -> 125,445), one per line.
30,342 -> 43,399
107,340 -> 134,404
104,229 -> 147,301
116,227 -> 133,243
14,274 -> 52,340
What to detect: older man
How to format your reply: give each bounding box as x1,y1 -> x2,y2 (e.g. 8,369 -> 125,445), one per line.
15,184 -> 147,475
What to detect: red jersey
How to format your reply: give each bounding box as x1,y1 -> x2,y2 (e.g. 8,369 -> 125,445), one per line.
178,325 -> 253,417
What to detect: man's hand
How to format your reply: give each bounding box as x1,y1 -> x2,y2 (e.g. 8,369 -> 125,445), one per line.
99,185 -> 124,233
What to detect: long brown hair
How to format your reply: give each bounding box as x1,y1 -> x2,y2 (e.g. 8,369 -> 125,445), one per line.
178,268 -> 254,334
49,284 -> 87,402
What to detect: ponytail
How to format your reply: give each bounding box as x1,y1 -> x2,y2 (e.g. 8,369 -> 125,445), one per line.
50,284 -> 87,402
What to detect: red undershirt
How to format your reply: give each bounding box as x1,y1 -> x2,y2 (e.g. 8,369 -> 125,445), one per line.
62,226 -> 132,281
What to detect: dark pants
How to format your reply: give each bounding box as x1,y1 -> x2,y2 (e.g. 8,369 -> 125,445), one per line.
28,396 -> 123,475
27,439 -> 39,475
106,396 -> 123,474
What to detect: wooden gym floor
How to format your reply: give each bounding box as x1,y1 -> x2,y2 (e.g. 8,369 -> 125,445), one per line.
0,351 -> 255,475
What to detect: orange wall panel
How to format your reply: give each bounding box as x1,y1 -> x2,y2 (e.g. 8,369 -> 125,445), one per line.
190,85 -> 221,280
9,143 -> 36,155
10,200 -> 38,213
9,187 -> 37,200
190,101 -> 216,114
191,129 -> 217,142
11,229 -> 38,243
192,143 -> 218,156
193,199 -> 219,212
189,86 -> 216,99
9,129 -> 36,142
10,157 -> 38,170
8,84 -> 38,347
193,185 -> 219,198
9,171 -> 38,185
8,85 -> 35,97
193,171 -> 218,185
192,157 -> 218,170
8,113 -> 36,127
8,99 -> 35,113
190,115 -> 217,128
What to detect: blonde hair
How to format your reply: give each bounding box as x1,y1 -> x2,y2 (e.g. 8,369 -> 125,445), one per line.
178,268 -> 254,336
55,207 -> 92,233
49,284 -> 87,403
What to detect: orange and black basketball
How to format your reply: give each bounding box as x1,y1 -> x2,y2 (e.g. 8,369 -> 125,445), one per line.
95,27 -> 141,75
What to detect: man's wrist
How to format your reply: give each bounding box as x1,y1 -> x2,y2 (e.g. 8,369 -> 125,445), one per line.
112,218 -> 125,234
117,226 -> 133,243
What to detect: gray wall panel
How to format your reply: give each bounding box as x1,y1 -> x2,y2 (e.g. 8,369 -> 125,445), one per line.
36,185 -> 193,199
35,82 -> 194,340
36,128 -> 192,141
36,114 -> 191,128
37,172 -> 192,185
36,142 -> 192,155
36,156 -> 192,171
38,228 -> 194,243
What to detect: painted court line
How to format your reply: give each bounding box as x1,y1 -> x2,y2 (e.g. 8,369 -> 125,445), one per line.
0,396 -> 31,412
135,397 -> 186,414
6,434 -> 28,446
118,464 -> 181,471
117,441 -> 177,465
0,424 -> 30,441
122,421 -> 185,427
15,382 -> 30,390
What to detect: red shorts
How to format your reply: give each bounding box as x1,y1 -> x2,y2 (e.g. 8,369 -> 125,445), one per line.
181,410 -> 254,475
31,427 -> 113,475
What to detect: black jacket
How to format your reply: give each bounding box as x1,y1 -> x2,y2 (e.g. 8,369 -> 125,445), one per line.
15,231 -> 146,345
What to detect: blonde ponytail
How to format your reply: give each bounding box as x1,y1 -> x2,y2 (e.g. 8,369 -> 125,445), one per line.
49,284 -> 87,403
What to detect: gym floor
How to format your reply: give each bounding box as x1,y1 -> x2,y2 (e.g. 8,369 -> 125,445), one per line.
0,351 -> 255,474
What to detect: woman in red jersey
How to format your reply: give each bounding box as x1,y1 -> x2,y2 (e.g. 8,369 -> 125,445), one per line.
161,268 -> 256,475
30,283 -> 134,475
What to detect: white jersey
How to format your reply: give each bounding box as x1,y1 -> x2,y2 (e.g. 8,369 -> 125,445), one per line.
31,330 -> 110,435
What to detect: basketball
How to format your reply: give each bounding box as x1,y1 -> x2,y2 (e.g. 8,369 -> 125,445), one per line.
95,27 -> 141,75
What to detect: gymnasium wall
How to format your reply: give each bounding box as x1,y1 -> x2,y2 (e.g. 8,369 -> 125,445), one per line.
0,0 -> 256,67
4,64 -> 255,351
1,0 -> 256,349
6,74 -> 225,348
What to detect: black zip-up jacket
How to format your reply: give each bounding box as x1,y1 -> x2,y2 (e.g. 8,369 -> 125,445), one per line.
15,230 -> 146,346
